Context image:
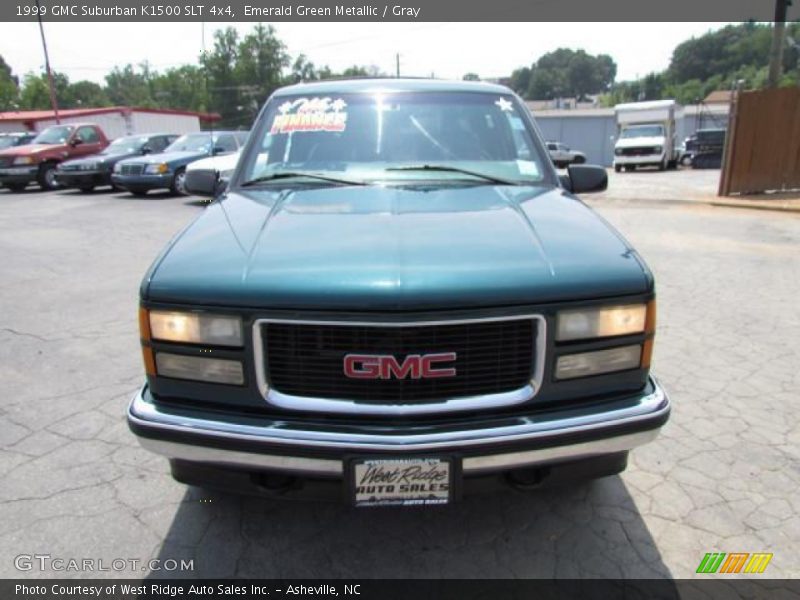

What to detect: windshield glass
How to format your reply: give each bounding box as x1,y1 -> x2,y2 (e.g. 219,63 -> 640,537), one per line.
620,125 -> 664,139
164,133 -> 212,153
239,91 -> 548,186
102,136 -> 148,155
32,125 -> 74,145
0,137 -> 20,149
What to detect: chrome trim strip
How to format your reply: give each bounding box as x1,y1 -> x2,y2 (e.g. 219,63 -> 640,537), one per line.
137,429 -> 659,476
462,430 -> 658,473
251,314 -> 547,416
128,376 -> 669,452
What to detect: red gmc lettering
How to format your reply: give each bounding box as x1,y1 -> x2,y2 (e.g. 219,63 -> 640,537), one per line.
343,353 -> 457,379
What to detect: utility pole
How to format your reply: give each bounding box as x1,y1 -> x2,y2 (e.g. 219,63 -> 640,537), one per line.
767,0 -> 789,88
34,0 -> 59,123
396,54 -> 400,78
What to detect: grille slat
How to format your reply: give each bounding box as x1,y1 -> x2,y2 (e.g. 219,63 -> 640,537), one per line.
120,164 -> 144,176
264,319 -> 535,405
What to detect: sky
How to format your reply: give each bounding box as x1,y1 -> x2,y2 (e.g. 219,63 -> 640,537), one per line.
0,22 -> 729,84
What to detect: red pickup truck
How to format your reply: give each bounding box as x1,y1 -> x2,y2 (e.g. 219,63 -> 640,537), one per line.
0,123 -> 109,191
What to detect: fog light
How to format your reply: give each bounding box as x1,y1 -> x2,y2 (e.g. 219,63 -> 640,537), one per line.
555,345 -> 641,380
155,352 -> 244,385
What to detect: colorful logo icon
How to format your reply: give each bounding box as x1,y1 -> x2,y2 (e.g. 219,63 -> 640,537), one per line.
696,552 -> 773,574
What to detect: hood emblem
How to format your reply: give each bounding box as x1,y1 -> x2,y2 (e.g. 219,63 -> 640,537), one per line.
343,353 -> 457,380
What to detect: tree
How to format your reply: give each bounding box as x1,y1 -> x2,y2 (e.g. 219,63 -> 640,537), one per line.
105,65 -> 154,106
63,80 -> 110,108
0,55 -> 19,110
462,72 -> 480,81
520,48 -> 617,100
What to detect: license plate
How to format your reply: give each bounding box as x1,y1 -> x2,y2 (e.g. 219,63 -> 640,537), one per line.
349,457 -> 455,507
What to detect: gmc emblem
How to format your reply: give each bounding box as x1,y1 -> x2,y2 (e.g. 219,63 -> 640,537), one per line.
343,353 -> 457,380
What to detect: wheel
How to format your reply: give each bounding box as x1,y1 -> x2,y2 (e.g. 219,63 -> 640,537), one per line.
37,163 -> 61,190
79,185 -> 95,193
573,155 -> 586,164
170,169 -> 187,195
5,183 -> 27,192
614,165 -> 622,173
128,187 -> 148,197
681,155 -> 693,167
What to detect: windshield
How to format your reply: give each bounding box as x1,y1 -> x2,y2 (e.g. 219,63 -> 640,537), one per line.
102,136 -> 148,155
164,133 -> 212,153
32,125 -> 74,145
0,137 -> 21,149
620,125 -> 665,139
238,91 -> 548,186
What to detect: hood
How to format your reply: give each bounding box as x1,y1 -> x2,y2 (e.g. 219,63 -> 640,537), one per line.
615,136 -> 665,149
60,152 -> 137,168
122,150 -> 208,167
187,152 -> 241,173
144,185 -> 651,310
0,144 -> 56,157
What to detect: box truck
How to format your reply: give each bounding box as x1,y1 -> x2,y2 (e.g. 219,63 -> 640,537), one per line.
613,100 -> 682,172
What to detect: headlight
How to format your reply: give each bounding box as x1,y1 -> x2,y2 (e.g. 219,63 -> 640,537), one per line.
148,310 -> 243,347
614,148 -> 622,156
556,304 -> 647,341
654,146 -> 663,154
155,352 -> 244,385
12,156 -> 34,165
145,163 -> 169,174
555,345 -> 642,380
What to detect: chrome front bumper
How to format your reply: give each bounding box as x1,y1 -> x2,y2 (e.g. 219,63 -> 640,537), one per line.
128,377 -> 669,477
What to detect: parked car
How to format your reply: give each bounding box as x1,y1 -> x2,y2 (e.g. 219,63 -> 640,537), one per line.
112,131 -> 248,196
0,132 -> 36,150
0,123 -> 109,191
184,149 -> 243,198
683,128 -> 726,169
128,79 -> 669,506
55,133 -> 178,192
546,141 -> 586,168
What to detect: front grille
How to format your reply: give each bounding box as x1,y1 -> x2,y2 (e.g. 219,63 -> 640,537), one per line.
263,319 -> 536,404
620,147 -> 657,156
0,157 -> 13,168
120,164 -> 144,175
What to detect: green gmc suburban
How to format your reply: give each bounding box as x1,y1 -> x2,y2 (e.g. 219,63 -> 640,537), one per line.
128,79 -> 669,506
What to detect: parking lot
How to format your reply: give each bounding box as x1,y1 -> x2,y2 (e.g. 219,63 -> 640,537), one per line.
1,169 -> 799,579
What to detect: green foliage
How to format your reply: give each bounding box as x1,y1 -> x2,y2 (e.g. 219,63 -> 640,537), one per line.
514,48 -> 617,100
602,22 -> 800,106
462,72 -> 480,81
0,55 -> 19,110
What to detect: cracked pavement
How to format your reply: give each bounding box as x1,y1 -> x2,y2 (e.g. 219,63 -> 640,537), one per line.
0,176 -> 798,579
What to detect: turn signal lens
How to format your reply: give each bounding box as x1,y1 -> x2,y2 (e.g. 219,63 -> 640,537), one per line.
155,353 -> 244,385
555,345 -> 642,380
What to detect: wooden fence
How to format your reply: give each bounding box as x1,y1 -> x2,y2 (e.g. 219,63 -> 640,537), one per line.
719,87 -> 800,196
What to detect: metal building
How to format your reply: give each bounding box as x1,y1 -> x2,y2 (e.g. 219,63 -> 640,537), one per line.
0,106 -> 220,138
527,103 -> 730,167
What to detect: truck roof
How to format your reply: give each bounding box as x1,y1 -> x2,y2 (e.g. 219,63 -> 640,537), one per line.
274,78 -> 512,97
614,100 -> 677,112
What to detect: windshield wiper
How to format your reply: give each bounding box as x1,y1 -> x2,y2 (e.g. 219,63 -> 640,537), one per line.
240,172 -> 367,188
385,164 -> 519,186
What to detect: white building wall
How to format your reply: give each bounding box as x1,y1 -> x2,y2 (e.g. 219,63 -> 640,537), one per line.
130,112 -> 200,136
0,110 -> 202,139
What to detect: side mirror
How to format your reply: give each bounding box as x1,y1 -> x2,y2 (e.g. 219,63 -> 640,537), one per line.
70,137 -> 84,147
564,164 -> 608,194
185,169 -> 218,197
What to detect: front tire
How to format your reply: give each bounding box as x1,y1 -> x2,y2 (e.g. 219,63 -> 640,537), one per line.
614,164 -> 622,173
37,163 -> 61,191
170,169 -> 187,195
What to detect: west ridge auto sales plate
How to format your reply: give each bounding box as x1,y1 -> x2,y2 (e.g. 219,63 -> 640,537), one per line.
348,456 -> 457,507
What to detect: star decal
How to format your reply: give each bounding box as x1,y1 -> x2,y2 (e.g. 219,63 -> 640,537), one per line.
495,98 -> 513,112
